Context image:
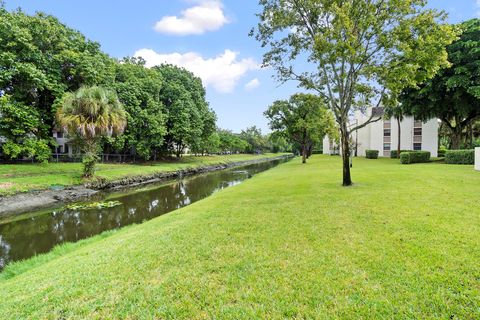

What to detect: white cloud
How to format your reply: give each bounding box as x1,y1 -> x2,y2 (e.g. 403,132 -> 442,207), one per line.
245,78 -> 260,91
134,48 -> 259,93
154,0 -> 229,36
477,0 -> 480,17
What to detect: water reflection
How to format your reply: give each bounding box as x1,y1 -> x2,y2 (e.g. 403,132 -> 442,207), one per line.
0,159 -> 285,270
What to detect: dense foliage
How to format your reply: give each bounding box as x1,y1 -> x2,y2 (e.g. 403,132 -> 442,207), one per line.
400,151 -> 431,164
264,93 -> 335,163
400,19 -> 480,149
252,0 -> 457,185
445,150 -> 475,165
0,6 -> 218,162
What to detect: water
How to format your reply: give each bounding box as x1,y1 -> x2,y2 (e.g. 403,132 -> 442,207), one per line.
0,158 -> 287,270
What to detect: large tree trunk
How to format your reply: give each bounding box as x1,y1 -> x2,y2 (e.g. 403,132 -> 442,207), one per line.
340,124 -> 352,186
450,127 -> 463,150
301,144 -> 307,164
397,117 -> 401,158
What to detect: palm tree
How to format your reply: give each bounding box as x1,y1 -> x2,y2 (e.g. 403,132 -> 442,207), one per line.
56,86 -> 127,177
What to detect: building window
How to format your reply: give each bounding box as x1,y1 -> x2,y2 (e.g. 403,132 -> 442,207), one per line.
384,129 -> 391,137
413,143 -> 422,151
414,128 -> 422,136
57,132 -> 63,138
383,143 -> 391,151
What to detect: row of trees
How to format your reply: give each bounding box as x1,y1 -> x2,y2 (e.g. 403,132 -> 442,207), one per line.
0,7 -> 216,163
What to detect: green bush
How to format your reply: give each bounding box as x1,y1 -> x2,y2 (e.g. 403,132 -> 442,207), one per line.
400,151 -> 431,164
365,150 -> 379,159
390,150 -> 413,158
445,150 -> 474,164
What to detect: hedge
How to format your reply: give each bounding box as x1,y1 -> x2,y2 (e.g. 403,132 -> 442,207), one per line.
390,150 -> 413,158
445,150 -> 474,164
400,151 -> 431,164
365,150 -> 379,159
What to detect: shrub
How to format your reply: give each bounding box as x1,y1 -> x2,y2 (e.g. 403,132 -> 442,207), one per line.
437,146 -> 447,158
390,150 -> 413,158
400,151 -> 431,164
445,150 -> 474,164
365,150 -> 379,159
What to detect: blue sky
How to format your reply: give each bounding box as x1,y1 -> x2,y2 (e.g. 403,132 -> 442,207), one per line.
5,0 -> 480,132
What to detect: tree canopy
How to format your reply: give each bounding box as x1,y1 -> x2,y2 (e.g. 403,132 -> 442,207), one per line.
400,18 -> 480,149
265,93 -> 335,163
0,6 -> 219,161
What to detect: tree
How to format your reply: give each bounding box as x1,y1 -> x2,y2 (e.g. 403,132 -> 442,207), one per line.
0,96 -> 52,163
267,132 -> 292,153
217,129 -> 249,154
156,65 -> 215,157
400,19 -> 480,149
56,86 -> 127,177
240,126 -> 268,154
265,93 -> 335,163
0,6 -> 115,145
110,58 -> 166,160
252,0 -> 457,185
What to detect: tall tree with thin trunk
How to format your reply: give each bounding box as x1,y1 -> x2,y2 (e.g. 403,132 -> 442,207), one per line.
56,86 -> 127,177
251,0 -> 457,186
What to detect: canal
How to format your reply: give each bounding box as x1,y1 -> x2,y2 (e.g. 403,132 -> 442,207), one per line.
0,158 -> 288,270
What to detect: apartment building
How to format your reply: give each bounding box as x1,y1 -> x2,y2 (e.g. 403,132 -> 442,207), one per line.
323,109 -> 439,157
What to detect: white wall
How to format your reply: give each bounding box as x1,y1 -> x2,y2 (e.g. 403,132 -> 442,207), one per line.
322,136 -> 330,155
322,109 -> 439,158
475,148 -> 480,171
421,118 -> 439,157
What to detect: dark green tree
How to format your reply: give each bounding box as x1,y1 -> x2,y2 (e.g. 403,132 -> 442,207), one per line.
0,96 -> 51,162
400,19 -> 480,149
156,65 -> 215,157
110,58 -> 166,160
0,6 -> 115,144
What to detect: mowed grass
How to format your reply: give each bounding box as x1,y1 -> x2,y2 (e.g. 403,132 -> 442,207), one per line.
0,153 -> 285,195
0,156 -> 479,319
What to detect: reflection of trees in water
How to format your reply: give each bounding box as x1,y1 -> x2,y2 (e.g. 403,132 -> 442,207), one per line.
0,235 -> 11,269
0,159 -> 284,269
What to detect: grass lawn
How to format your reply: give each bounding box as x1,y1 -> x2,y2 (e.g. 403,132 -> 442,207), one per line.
0,156 -> 479,319
0,153 -> 286,196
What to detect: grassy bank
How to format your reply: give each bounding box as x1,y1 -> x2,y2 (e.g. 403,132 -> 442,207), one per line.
1,156 -> 479,319
0,153 -> 287,196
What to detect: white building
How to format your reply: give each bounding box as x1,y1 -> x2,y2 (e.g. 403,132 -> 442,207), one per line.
323,108 -> 439,157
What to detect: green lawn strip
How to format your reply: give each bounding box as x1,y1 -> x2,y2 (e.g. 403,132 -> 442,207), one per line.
0,156 -> 478,319
0,153 -> 287,196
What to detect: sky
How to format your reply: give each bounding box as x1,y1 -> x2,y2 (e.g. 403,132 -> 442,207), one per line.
4,0 -> 479,133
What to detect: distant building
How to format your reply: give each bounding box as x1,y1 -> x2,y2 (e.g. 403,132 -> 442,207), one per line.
323,108 -> 439,157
